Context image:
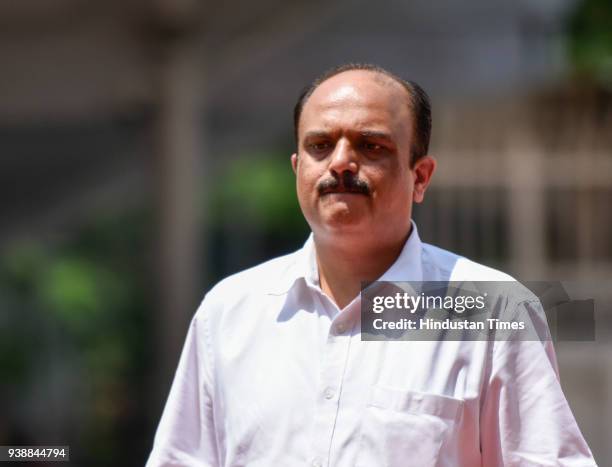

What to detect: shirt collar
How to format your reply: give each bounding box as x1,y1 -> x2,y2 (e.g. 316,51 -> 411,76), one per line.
377,220 -> 423,283
265,234 -> 316,295
267,220 -> 423,295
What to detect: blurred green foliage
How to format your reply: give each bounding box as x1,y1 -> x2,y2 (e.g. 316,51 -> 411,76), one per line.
0,209 -> 153,464
210,153 -> 306,231
0,151 -> 308,465
208,153 -> 309,274
40,257 -> 126,334
568,0 -> 612,87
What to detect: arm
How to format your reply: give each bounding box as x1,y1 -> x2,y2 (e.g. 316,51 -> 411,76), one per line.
146,304 -> 219,467
480,300 -> 597,466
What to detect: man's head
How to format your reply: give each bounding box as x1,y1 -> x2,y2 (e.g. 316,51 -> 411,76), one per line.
291,63 -> 436,246
294,63 -> 432,166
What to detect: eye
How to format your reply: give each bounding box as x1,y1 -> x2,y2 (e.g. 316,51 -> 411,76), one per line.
363,142 -> 384,152
308,141 -> 333,152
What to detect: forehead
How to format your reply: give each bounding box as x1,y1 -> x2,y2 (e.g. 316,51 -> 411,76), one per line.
299,70 -> 413,137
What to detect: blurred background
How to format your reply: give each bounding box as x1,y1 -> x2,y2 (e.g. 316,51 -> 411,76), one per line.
0,0 -> 610,465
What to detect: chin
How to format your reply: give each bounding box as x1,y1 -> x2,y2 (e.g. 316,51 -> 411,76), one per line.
320,212 -> 368,233
302,200 -> 371,235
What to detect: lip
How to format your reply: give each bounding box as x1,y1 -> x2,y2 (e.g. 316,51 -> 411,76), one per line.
320,189 -> 367,196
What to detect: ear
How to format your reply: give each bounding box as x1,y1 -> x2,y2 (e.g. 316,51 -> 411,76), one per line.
291,153 -> 298,174
412,155 -> 436,203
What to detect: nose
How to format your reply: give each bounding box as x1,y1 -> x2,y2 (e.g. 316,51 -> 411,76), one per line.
328,138 -> 358,177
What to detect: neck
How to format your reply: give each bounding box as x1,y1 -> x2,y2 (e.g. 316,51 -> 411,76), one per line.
314,225 -> 412,309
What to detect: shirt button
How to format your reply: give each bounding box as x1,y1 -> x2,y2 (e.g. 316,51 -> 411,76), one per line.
311,458 -> 323,467
324,388 -> 335,400
335,323 -> 346,334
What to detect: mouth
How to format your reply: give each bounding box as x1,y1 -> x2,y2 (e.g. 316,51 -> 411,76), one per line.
317,174 -> 371,197
320,189 -> 368,196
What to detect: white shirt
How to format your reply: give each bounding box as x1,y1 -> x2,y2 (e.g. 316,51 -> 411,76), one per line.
146,222 -> 596,467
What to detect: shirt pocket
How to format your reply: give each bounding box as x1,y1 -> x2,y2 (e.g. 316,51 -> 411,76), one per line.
356,386 -> 464,467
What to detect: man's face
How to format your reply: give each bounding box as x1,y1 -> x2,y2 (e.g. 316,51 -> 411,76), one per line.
292,70 -> 433,244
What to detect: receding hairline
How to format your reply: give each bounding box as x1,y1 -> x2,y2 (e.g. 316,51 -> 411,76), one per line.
299,69 -> 414,122
293,63 -> 432,164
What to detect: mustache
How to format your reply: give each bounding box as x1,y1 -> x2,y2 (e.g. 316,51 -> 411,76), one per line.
317,172 -> 371,196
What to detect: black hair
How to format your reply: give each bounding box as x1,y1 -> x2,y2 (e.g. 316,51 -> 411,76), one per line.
293,63 -> 431,165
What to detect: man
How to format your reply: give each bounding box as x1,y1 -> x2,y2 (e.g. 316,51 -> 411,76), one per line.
146,64 -> 596,466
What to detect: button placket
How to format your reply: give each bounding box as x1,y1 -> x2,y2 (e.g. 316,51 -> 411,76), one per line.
311,458 -> 323,467
309,299 -> 354,467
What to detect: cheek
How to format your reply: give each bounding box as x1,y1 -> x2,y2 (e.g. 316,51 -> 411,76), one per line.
295,168 -> 321,210
374,172 -> 414,206
297,164 -> 322,192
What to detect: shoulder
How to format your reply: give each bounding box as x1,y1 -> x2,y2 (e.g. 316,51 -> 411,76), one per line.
421,241 -> 516,282
195,248 -> 302,313
421,242 -> 541,310
190,248 -> 304,344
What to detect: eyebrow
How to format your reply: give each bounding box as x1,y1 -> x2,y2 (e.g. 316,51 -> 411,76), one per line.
302,130 -> 394,142
303,131 -> 332,140
358,131 -> 394,142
